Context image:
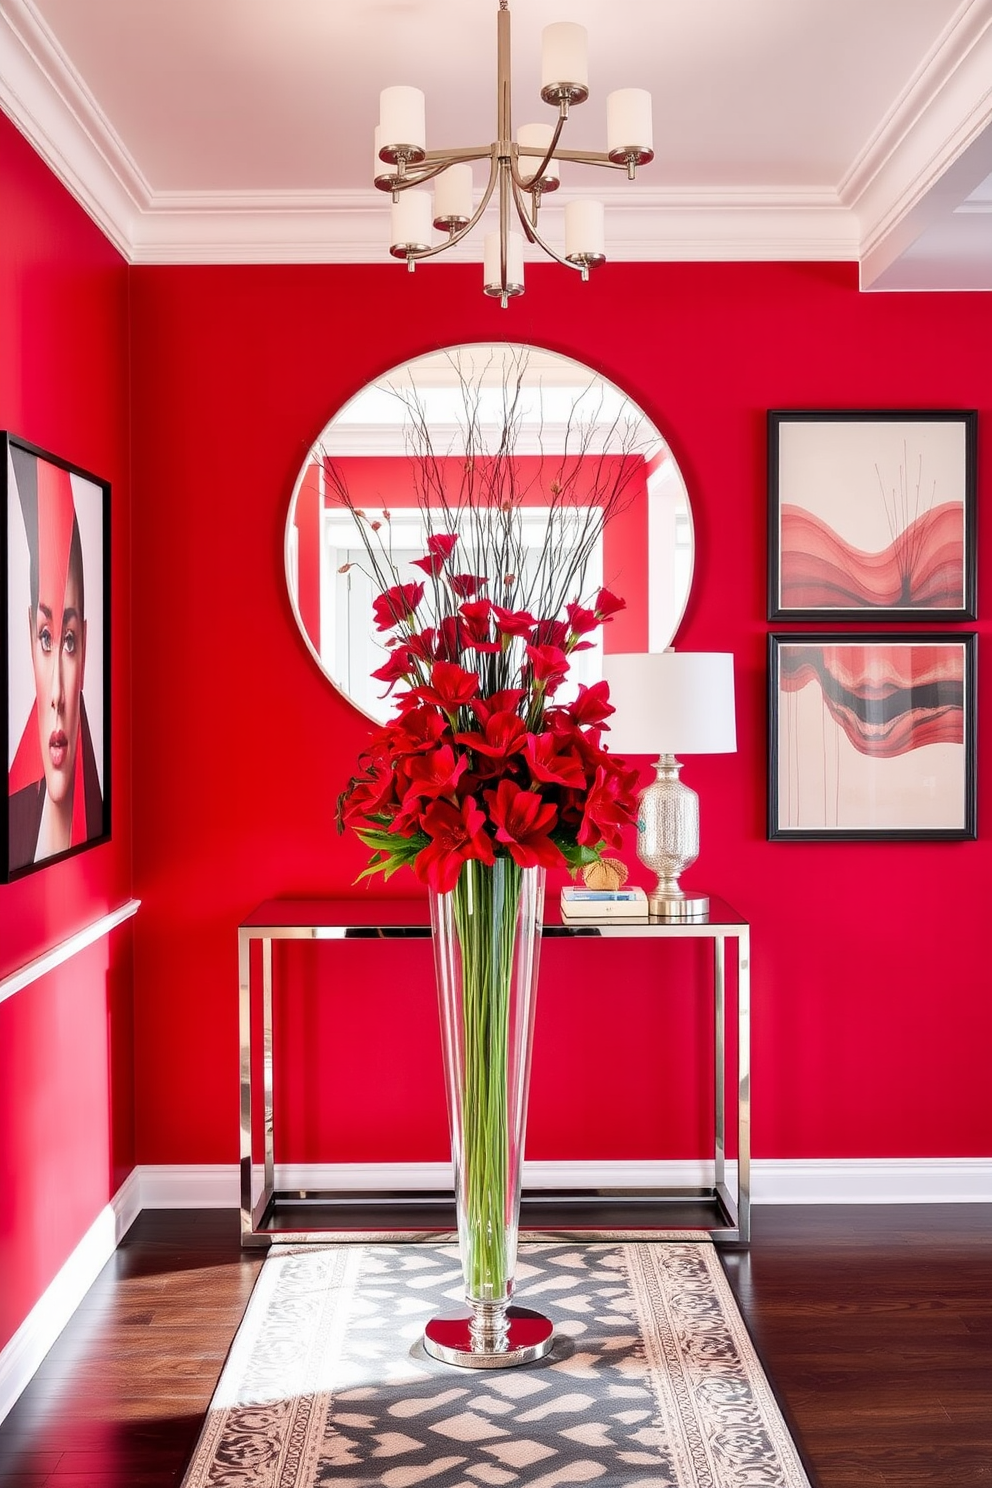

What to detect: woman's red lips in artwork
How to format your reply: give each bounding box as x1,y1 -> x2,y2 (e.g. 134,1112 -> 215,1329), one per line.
49,730 -> 68,768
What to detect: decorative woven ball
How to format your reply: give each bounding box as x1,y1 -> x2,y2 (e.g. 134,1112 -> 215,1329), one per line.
581,857 -> 629,892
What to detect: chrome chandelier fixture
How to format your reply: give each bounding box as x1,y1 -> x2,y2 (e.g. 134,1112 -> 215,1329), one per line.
374,1 -> 654,306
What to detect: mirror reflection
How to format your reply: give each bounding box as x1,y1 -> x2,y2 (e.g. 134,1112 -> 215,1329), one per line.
286,344 -> 693,724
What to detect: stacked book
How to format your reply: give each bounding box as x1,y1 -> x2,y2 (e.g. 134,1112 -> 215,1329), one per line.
560,886 -> 649,920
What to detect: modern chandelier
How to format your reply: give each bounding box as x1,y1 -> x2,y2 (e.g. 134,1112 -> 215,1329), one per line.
374,1 -> 654,306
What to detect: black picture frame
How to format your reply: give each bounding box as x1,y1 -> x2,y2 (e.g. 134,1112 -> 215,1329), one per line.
2,433 -> 111,880
768,409 -> 977,621
768,632 -> 976,842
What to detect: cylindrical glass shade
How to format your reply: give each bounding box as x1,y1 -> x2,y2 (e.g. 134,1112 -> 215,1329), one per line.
517,123 -> 560,186
541,22 -> 588,95
390,190 -> 432,256
379,85 -> 426,156
483,230 -> 525,297
426,859 -> 550,1363
607,88 -> 654,159
434,163 -> 474,227
565,198 -> 605,261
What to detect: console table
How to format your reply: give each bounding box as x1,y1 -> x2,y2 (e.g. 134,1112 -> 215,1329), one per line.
239,896 -> 750,1247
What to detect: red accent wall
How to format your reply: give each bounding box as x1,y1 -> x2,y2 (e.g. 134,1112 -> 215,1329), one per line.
0,111 -> 132,1351
129,261 -> 992,1169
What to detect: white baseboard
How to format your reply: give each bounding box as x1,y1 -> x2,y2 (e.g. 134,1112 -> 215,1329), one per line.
753,1157 -> 992,1204
0,1169 -> 141,1426
2,1155 -> 989,1426
133,1157 -> 992,1208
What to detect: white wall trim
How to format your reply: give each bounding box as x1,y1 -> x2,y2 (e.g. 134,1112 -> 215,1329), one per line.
753,1158 -> 992,1205
134,1158 -> 992,1209
0,899 -> 141,1008
3,1157 -> 988,1424
0,1169 -> 141,1426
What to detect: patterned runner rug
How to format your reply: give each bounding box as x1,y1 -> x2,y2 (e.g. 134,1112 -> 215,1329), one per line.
182,1241 -> 812,1488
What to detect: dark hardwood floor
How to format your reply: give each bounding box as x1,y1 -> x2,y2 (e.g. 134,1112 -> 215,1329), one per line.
0,1204 -> 989,1487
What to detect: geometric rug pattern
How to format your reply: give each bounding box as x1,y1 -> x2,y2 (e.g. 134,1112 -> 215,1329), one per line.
181,1241 -> 812,1487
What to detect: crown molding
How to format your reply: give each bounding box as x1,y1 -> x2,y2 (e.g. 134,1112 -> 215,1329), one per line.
843,0 -> 992,285
126,187 -> 858,266
0,0 -> 856,266
0,0 -> 148,256
1,0 -> 989,277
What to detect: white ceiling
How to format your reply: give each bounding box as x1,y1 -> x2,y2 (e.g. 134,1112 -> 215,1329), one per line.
1,0 -> 992,287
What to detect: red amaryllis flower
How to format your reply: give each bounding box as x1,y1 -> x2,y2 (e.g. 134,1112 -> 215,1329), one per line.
435,616 -> 466,660
414,796 -> 495,894
407,629 -> 438,661
456,710 -> 528,768
411,552 -> 445,577
449,573 -> 488,598
531,618 -> 569,649
372,582 -> 425,631
459,599 -> 501,652
577,764 -> 636,849
524,731 -> 588,788
338,760 -> 397,829
471,688 -> 525,724
428,533 -> 458,559
386,704 -> 450,754
594,587 -> 626,620
524,643 -> 570,691
485,780 -> 563,869
371,647 -> 414,692
399,743 -> 468,806
493,604 -> 536,638
566,602 -> 599,635
561,680 -> 616,728
410,659 -> 479,712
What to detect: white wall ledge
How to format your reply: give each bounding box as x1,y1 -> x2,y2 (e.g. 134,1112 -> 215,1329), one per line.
0,899 -> 140,1007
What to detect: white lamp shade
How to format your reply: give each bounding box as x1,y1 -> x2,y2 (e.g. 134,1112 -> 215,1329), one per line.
484,230 -> 524,291
606,88 -> 653,154
602,651 -> 737,755
564,198 -> 605,258
541,22 -> 588,92
379,85 -> 426,152
517,123 -> 560,183
433,163 -> 473,222
390,190 -> 432,251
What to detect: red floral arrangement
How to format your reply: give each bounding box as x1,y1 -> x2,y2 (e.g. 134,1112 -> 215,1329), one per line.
332,351 -> 644,893
337,533 -> 640,892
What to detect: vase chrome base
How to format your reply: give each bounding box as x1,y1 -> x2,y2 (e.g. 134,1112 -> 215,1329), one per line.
423,1306 -> 554,1368
648,890 -> 710,922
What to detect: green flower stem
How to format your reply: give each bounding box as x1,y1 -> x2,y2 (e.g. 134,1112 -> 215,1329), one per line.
451,859 -> 522,1302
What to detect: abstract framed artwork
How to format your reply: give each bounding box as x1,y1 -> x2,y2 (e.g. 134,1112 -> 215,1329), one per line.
2,433 -> 110,880
768,632 -> 976,842
768,410 -> 977,621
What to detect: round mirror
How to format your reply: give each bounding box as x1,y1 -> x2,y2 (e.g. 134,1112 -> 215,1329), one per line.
285,344 -> 693,723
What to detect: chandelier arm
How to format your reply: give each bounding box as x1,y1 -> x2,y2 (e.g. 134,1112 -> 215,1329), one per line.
508,176 -> 583,272
544,148 -> 632,170
421,147 -> 494,164
511,110 -> 567,191
385,151 -> 494,194
404,151 -> 501,262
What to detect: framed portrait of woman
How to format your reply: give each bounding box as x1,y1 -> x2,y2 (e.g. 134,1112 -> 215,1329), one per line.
2,433 -> 111,880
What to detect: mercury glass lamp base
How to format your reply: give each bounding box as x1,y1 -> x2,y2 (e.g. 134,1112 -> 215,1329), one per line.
423,1307 -> 554,1368
649,889 -> 710,922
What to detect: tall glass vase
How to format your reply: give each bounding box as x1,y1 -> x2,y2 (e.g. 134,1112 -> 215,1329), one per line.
424,857 -> 554,1368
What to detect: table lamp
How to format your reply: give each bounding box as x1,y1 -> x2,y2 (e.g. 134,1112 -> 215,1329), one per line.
601,651 -> 737,921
